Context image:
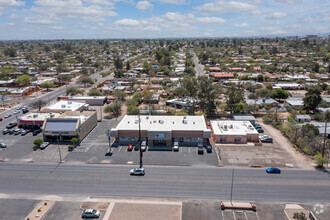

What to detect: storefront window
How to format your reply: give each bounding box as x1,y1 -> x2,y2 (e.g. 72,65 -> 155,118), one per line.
183,138 -> 191,142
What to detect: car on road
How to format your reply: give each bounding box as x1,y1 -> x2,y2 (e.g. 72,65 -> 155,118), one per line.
206,145 -> 212,153
21,129 -> 29,136
261,137 -> 273,143
0,143 -> 6,148
2,129 -> 9,134
13,110 -> 20,115
266,167 -> 281,174
32,129 -> 41,136
127,144 -> 133,151
130,167 -> 145,176
0,117 -> 2,121
81,209 -> 101,218
39,142 -> 50,150
15,106 -> 21,110
4,113 -> 12,118
6,122 -> 17,129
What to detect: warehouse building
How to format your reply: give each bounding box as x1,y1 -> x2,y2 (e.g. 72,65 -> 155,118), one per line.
110,115 -> 211,148
42,111 -> 97,142
211,120 -> 259,144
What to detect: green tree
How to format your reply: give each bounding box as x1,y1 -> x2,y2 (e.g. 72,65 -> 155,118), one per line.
57,74 -> 73,87
226,83 -> 244,114
132,92 -> 143,103
127,105 -> 140,115
87,88 -> 102,96
272,88 -> 289,101
0,91 -> 10,110
104,102 -> 123,118
314,153 -> 328,168
78,76 -> 94,87
142,89 -> 153,104
114,90 -> 127,101
66,86 -> 83,96
256,88 -> 273,99
301,124 -> 319,136
198,76 -> 221,116
81,67 -> 89,75
303,85 -> 322,113
16,74 -> 31,85
126,60 -> 130,71
71,137 -> 79,147
40,82 -> 55,91
178,75 -> 198,114
4,47 -> 17,57
126,99 -> 138,107
30,100 -> 46,111
293,212 -> 307,220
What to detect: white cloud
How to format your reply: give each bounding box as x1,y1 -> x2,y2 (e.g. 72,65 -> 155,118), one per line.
154,0 -> 186,4
113,18 -> 140,26
250,9 -> 261,15
0,0 -> 25,15
7,22 -> 15,26
234,22 -> 248,28
267,12 -> 287,19
50,26 -> 64,29
195,1 -> 257,15
275,0 -> 300,3
23,16 -> 58,24
83,0 -> 115,6
136,1 -> 153,10
260,26 -> 286,35
111,12 -> 226,32
28,0 -> 117,23
8,13 -> 18,19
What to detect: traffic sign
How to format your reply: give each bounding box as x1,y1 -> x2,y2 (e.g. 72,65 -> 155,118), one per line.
106,130 -> 111,137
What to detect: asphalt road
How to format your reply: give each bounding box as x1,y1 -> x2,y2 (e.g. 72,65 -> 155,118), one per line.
0,163 -> 329,204
191,51 -> 206,77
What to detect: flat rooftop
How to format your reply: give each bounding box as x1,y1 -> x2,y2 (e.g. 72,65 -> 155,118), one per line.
211,120 -> 258,135
19,112 -> 61,121
115,115 -> 208,132
46,100 -> 88,111
69,96 -> 106,100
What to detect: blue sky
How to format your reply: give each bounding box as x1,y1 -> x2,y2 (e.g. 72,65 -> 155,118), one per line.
0,0 -> 329,40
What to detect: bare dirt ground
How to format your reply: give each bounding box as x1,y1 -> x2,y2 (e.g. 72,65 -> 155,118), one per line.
258,119 -> 314,170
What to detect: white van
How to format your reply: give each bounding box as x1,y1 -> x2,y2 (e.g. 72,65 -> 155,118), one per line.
141,141 -> 147,152
173,141 -> 179,151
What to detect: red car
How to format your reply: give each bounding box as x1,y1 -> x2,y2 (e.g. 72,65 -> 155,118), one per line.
0,118 -> 3,122
127,144 -> 133,151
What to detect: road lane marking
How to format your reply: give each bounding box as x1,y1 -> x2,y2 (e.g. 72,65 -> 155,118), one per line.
103,202 -> 115,220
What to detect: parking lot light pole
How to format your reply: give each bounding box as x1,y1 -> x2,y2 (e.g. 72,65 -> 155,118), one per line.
57,134 -> 63,163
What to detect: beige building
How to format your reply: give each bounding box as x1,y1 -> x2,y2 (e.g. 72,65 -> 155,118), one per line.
211,120 -> 259,144
110,115 -> 211,148
42,111 -> 97,142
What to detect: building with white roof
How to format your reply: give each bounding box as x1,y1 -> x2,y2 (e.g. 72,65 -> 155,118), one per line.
110,115 -> 211,148
42,111 -> 97,142
58,96 -> 107,106
43,100 -> 88,112
18,112 -> 61,129
211,120 -> 259,144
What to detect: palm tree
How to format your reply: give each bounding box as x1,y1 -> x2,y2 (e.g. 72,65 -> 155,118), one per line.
322,111 -> 330,167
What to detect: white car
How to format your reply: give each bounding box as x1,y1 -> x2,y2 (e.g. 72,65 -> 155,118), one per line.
4,114 -> 12,118
130,168 -> 145,176
15,106 -> 21,110
81,209 -> 101,218
14,110 -> 20,115
0,143 -> 6,148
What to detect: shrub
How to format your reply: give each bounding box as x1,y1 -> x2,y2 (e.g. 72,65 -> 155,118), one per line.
33,139 -> 43,146
262,115 -> 269,122
287,116 -> 298,124
314,153 -> 328,167
38,208 -> 42,212
68,145 -> 74,151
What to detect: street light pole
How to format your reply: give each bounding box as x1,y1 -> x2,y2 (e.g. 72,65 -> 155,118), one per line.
230,168 -> 234,205
138,113 -> 143,168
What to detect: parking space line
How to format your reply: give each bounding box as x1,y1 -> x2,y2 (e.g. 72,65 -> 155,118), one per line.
233,212 -> 236,220
118,146 -> 122,152
221,210 -> 224,220
255,212 -> 260,220
215,147 -> 221,165
244,212 -> 248,220
188,148 -> 190,153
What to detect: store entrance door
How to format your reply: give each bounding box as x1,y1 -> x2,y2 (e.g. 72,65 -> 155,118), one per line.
153,140 -> 166,146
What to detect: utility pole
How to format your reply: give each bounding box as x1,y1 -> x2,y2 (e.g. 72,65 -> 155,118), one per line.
138,113 -> 143,168
230,168 -> 234,205
57,134 -> 63,163
322,111 -> 329,167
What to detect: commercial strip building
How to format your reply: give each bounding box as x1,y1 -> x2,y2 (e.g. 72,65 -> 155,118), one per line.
18,112 -> 61,129
42,111 -> 97,142
42,100 -> 88,113
210,120 -> 259,144
110,115 -> 211,148
57,96 -> 107,106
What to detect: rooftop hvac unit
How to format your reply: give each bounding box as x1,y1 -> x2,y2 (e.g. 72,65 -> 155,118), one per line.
33,114 -> 38,118
183,116 -> 187,119
159,120 -> 164,124
135,120 -> 138,124
61,105 -> 66,108
229,124 -> 233,129
183,119 -> 188,124
146,116 -> 149,119
224,125 -> 228,130
68,101 -> 72,104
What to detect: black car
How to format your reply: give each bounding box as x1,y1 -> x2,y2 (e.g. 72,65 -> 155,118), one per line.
6,122 -> 17,129
33,129 -> 41,135
8,129 -> 14,135
206,145 -> 212,153
134,144 -> 140,151
256,128 -> 264,133
261,137 -> 273,143
2,129 -> 9,135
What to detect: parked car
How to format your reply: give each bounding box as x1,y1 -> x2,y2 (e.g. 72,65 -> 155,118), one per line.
266,167 -> 281,174
32,129 -> 41,136
14,129 -> 21,135
141,141 -> 147,152
39,142 -> 50,150
0,117 -> 3,121
8,129 -> 14,135
21,129 -> 29,136
0,143 -> 6,148
106,100 -> 111,104
4,114 -> 12,118
2,129 -> 9,135
13,110 -> 20,115
22,109 -> 29,114
15,106 -> 21,110
173,141 -> 179,152
6,122 -> 17,129
127,144 -> 133,151
206,145 -> 212,153
261,137 -> 273,143
130,167 -> 145,176
256,128 -> 264,133
81,209 -> 101,218
134,144 -> 140,151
